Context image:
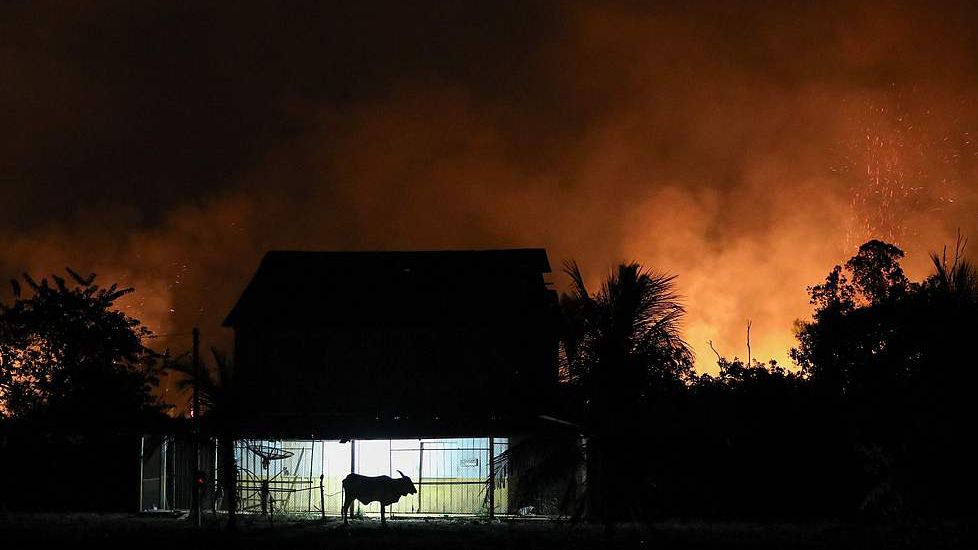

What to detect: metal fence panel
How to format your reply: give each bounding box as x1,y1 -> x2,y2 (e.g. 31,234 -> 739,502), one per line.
228,437 -> 508,516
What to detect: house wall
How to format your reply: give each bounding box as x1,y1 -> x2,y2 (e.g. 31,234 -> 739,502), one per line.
139,435 -> 217,512
232,320 -> 557,428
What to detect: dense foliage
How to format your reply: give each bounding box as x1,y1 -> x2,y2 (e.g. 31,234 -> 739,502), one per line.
654,239 -> 978,520
0,269 -> 167,512
0,269 -> 163,423
789,239 -> 978,517
507,239 -> 977,524
3,241 -> 975,519
500,262 -> 695,525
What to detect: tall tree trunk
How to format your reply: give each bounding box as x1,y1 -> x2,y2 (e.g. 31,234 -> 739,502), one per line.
584,435 -> 606,523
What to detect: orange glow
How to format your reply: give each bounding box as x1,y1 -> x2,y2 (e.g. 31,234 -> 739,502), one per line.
2,1 -> 977,379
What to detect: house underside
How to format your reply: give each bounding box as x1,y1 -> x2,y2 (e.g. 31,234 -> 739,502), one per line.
140,435 -> 510,516
141,249 -> 561,517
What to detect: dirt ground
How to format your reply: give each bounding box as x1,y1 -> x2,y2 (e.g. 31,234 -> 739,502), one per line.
0,513 -> 974,549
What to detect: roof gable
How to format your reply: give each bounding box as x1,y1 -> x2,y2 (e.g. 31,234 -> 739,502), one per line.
223,248 -> 554,327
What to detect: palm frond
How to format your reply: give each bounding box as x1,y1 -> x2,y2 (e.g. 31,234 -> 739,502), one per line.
164,352 -> 224,415
521,260 -> 694,522
930,246 -> 978,303
562,260 -> 591,304
487,431 -> 584,514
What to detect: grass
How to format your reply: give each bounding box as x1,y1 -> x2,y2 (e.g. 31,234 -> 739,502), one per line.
1,513 -> 975,550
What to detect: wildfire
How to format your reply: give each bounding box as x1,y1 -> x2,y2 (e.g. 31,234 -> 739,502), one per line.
843,100 -> 971,251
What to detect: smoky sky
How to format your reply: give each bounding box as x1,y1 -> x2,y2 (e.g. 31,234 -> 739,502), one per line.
3,0 -> 978,373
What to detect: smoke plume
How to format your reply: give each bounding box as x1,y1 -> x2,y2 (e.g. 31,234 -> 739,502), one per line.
3,1 -> 978,377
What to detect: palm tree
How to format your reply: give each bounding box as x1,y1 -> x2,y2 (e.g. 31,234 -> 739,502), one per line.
166,348 -> 238,529
928,238 -> 978,303
562,261 -> 694,405
494,261 -> 693,527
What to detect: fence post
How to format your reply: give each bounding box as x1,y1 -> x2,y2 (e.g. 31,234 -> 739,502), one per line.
488,436 -> 495,519
308,440 -> 315,511
319,474 -> 326,522
349,440 -> 355,515
212,438 -> 219,514
160,436 -> 168,510
417,441 -> 424,513
138,435 -> 145,512
191,328 -> 201,527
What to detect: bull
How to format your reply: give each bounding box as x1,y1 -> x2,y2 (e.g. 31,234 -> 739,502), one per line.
342,470 -> 417,525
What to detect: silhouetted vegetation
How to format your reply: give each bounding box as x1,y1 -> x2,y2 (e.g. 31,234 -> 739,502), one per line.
499,262 -> 694,527
505,239 -> 977,526
657,239 -> 977,521
0,269 -> 167,511
165,348 -> 238,527
790,238 -> 978,518
3,241 -> 977,524
0,269 -> 163,422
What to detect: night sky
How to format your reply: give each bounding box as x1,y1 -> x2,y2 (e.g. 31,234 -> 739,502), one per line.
4,0 -> 978,372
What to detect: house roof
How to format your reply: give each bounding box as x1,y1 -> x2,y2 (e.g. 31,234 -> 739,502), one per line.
223,248 -> 555,327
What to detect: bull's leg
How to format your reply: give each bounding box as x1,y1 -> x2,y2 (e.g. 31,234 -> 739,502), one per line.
380,504 -> 386,526
342,495 -> 352,524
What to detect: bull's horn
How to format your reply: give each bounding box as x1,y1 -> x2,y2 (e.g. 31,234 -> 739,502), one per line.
397,470 -> 406,478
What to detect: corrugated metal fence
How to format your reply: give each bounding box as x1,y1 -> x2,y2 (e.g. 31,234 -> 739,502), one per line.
141,436 -> 508,516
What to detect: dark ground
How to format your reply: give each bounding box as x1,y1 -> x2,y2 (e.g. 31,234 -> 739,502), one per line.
0,513 -> 975,549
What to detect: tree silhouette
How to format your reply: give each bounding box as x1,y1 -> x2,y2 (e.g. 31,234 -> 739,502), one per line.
495,241 -> 978,522
793,241 -> 919,398
926,234 -> 978,303
843,240 -> 912,305
562,261 -> 693,526
496,261 -> 693,527
0,268 -> 163,423
792,238 -> 978,517
0,269 -> 166,512
166,348 -> 239,529
561,262 -> 695,399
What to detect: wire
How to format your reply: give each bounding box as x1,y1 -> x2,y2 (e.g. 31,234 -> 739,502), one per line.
146,331 -> 196,339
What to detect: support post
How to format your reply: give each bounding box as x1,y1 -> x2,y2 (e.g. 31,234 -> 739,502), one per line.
308,440 -> 315,511
160,436 -> 168,510
417,441 -> 424,513
212,438 -> 219,514
191,328 -> 201,527
319,474 -> 326,522
488,436 -> 495,519
138,435 -> 145,512
349,440 -> 355,515
221,436 -> 238,530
